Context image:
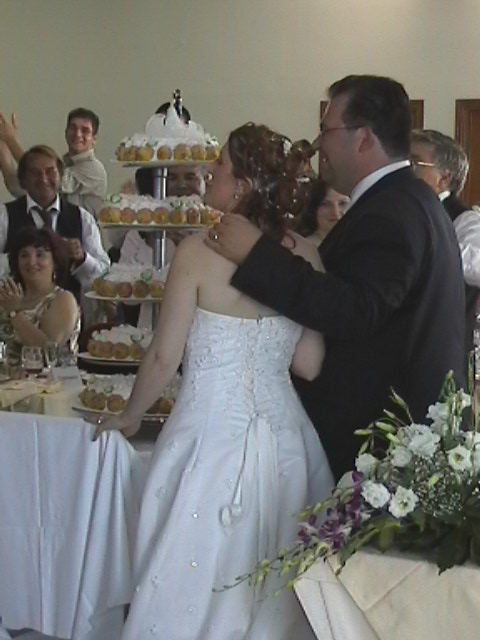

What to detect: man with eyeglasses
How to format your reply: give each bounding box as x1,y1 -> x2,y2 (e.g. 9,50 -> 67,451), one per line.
206,75 -> 464,480
411,129 -> 480,367
0,145 -> 109,302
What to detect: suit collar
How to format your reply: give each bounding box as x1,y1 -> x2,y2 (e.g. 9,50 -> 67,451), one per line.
319,166 -> 416,261
348,160 -> 411,211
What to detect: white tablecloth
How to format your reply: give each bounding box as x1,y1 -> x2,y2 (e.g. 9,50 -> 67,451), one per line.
0,412 -> 149,639
295,549 -> 480,640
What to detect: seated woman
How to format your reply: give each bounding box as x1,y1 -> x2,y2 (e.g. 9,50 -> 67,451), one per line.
0,227 -> 80,365
296,177 -> 350,246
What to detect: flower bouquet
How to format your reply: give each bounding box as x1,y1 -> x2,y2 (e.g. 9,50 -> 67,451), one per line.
250,372 -> 480,590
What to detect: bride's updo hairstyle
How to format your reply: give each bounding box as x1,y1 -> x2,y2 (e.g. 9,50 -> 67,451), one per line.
228,123 -> 314,242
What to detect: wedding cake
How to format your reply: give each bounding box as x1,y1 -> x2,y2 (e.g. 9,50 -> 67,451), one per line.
87,325 -> 152,360
79,373 -> 179,415
116,103 -> 220,163
92,264 -> 165,299
98,193 -> 221,226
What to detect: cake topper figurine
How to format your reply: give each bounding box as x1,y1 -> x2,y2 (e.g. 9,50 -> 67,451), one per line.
173,89 -> 183,119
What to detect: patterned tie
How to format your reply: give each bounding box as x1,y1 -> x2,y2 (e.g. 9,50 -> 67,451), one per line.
33,206 -> 53,230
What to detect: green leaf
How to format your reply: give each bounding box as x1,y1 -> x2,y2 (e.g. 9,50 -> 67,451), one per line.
377,525 -> 396,551
386,433 -> 401,444
410,509 -> 426,531
390,388 -> 413,420
436,527 -> 470,573
358,440 -> 370,455
354,429 -> 373,436
375,421 -> 397,433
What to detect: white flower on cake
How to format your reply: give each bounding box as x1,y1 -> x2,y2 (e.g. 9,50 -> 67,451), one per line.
361,480 -> 390,509
388,486 -> 419,518
355,453 -> 378,476
391,446 -> 413,467
447,445 -> 473,472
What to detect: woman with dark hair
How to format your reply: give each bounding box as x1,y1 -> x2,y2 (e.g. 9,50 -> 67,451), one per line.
0,227 -> 80,364
296,177 -> 350,246
97,123 -> 333,639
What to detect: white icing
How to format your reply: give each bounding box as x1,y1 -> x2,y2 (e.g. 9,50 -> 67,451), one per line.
102,264 -> 164,284
83,371 -> 177,402
106,193 -> 204,213
85,373 -> 136,400
119,104 -> 219,151
92,325 -> 153,345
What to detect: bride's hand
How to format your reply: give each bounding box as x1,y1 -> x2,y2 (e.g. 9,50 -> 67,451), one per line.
91,413 -> 142,441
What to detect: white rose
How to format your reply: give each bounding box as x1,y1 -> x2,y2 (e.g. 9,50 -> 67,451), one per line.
355,453 -> 379,476
463,431 -> 480,448
408,430 -> 440,459
447,445 -> 473,472
400,423 -> 431,444
389,486 -> 419,519
457,391 -> 472,410
464,433 -> 480,471
361,480 -> 390,509
427,402 -> 450,435
391,446 -> 413,468
473,447 -> 480,472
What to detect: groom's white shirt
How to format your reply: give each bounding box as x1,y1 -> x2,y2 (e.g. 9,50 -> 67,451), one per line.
347,160 -> 411,211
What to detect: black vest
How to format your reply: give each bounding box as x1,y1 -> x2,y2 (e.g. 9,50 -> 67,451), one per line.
443,193 -> 479,357
5,195 -> 83,300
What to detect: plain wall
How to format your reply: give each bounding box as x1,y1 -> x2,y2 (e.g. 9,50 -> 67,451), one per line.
1,0 -> 479,200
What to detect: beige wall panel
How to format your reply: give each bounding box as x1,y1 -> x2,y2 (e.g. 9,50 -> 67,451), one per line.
1,0 -> 480,200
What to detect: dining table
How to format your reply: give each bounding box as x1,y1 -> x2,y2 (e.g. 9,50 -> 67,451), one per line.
0,371 -> 152,639
294,547 -> 480,640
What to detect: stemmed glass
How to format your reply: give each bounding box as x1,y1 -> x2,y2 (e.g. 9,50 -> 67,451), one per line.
44,341 -> 59,380
21,346 -> 44,378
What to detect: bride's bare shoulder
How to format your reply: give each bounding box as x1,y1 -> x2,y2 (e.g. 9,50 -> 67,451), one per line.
283,231 -> 323,270
174,231 -> 223,268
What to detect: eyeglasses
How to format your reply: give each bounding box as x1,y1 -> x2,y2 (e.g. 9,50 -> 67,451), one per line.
318,124 -> 362,137
411,159 -> 436,170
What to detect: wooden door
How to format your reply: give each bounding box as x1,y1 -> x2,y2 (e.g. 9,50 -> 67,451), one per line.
456,99 -> 480,206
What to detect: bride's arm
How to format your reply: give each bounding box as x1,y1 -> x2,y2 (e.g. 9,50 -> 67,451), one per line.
96,237 -> 199,438
288,234 -> 326,381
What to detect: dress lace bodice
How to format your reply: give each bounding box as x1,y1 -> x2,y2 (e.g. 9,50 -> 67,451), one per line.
181,307 -> 302,423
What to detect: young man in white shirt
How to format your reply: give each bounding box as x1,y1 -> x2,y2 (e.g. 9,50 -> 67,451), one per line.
0,108 -> 107,217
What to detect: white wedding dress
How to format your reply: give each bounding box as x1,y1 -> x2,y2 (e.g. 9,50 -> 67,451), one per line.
122,308 -> 334,640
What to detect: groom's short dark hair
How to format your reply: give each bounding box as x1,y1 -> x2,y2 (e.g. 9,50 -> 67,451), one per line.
328,75 -> 411,159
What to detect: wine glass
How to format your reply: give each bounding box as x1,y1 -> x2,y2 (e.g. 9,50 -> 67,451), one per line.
21,346 -> 44,378
0,341 -> 9,380
44,341 -> 59,379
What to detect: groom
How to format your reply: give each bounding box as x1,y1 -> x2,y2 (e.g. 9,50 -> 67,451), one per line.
206,75 -> 465,480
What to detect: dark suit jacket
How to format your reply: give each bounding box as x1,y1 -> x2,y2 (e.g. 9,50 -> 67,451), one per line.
231,167 -> 465,480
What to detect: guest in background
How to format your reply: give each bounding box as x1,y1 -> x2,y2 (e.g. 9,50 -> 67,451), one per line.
0,227 -> 80,365
0,108 -> 107,217
296,177 -> 350,246
410,129 -> 480,366
0,145 -> 110,304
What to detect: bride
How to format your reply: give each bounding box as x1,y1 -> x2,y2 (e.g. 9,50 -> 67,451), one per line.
97,122 -> 334,640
